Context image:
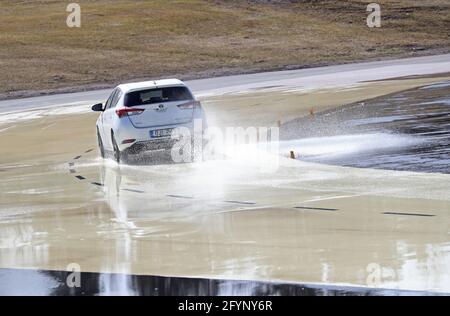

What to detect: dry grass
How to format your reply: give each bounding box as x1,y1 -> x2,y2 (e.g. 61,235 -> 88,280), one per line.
0,0 -> 449,98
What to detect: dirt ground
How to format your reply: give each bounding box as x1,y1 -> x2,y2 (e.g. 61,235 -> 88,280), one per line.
1,0 -> 449,99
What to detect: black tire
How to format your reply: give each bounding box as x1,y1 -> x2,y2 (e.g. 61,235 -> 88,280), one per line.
97,129 -> 105,158
111,132 -> 121,163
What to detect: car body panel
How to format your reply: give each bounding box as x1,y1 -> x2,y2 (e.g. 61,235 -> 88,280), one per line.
127,99 -> 194,128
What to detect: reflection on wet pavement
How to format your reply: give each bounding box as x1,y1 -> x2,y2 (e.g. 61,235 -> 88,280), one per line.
282,81 -> 450,173
2,152 -> 450,294
0,268 -> 439,296
1,77 -> 450,295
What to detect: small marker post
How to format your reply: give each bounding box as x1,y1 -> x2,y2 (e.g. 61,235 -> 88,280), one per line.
290,151 -> 296,159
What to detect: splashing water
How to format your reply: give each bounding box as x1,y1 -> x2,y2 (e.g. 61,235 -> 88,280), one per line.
280,133 -> 425,160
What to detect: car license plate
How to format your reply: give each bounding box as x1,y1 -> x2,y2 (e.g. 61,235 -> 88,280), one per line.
150,128 -> 173,138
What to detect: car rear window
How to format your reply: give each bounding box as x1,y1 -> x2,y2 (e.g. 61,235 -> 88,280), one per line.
124,86 -> 193,107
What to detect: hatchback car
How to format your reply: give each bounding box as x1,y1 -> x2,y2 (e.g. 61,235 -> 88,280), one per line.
92,79 -> 206,163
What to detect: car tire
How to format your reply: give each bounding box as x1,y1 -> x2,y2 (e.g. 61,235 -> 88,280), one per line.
111,132 -> 121,163
97,129 -> 105,159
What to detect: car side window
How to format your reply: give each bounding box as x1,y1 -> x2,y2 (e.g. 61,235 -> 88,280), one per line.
104,89 -> 117,110
111,90 -> 122,108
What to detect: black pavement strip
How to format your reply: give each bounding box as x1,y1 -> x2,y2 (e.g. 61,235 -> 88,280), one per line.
294,206 -> 338,212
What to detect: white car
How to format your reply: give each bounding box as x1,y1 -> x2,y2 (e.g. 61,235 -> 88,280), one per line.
92,79 -> 206,163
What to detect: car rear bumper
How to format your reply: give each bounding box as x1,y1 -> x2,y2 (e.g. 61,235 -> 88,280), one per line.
113,108 -> 206,152
123,137 -> 178,155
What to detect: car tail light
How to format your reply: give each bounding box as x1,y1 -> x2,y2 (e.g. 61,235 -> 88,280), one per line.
115,107 -> 145,118
177,101 -> 201,109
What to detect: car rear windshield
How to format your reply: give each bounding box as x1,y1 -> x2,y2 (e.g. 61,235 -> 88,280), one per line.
124,86 -> 193,107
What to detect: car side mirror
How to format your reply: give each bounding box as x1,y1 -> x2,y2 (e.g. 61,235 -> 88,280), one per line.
91,103 -> 104,112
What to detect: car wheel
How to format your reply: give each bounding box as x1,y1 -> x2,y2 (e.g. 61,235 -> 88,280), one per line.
111,133 -> 121,163
97,129 -> 105,158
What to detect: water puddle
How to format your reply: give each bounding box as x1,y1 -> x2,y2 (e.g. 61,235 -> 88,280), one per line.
281,81 -> 450,174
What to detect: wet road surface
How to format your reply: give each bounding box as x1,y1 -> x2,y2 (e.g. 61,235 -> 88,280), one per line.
282,81 -> 450,174
0,268 -> 440,296
1,61 -> 450,295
